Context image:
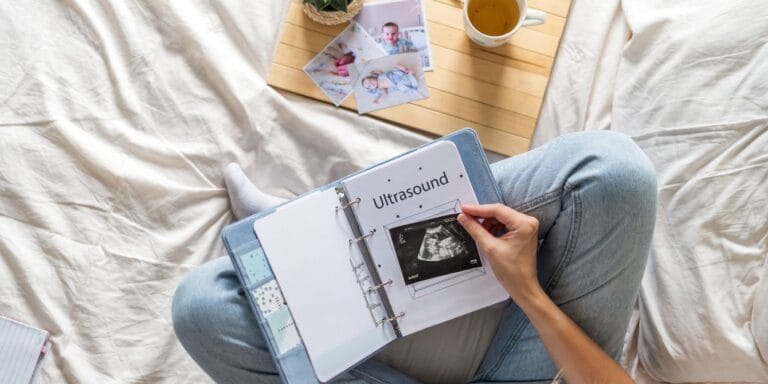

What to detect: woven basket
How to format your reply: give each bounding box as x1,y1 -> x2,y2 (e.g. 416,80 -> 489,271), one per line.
302,0 -> 364,25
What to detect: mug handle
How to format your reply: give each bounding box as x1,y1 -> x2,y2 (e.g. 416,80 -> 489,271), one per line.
522,8 -> 547,27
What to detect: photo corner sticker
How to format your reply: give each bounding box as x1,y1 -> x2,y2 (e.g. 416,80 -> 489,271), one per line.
388,213 -> 481,285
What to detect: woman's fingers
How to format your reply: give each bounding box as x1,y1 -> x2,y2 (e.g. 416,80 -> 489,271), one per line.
481,217 -> 498,231
461,204 -> 525,228
462,204 -> 540,239
457,213 -> 499,252
461,203 -> 507,218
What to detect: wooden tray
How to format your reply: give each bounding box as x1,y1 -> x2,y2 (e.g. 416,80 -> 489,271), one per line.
268,0 -> 571,156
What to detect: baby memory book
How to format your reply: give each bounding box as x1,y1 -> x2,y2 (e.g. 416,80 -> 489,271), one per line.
223,128 -> 508,383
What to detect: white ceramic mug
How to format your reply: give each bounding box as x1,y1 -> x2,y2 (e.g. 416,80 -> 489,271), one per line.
462,0 -> 546,47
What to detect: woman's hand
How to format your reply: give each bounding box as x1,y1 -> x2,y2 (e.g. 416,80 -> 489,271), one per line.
457,203 -> 542,304
459,203 -> 635,383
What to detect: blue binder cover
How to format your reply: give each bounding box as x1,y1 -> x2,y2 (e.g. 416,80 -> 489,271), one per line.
221,128 -> 502,383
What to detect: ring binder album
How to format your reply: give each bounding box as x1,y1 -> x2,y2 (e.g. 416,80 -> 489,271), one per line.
225,129 -> 508,384
336,187 -> 403,336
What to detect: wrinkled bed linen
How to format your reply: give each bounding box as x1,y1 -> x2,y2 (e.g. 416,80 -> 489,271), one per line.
535,0 -> 768,381
3,0 -> 767,383
0,1 -> 431,382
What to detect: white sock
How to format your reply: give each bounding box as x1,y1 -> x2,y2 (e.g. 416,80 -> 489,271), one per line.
223,163 -> 287,220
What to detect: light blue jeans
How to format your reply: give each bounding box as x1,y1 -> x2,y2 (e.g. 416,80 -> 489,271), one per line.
172,131 -> 657,383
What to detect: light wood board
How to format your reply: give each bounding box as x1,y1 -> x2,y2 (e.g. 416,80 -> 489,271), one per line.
268,0 -> 572,156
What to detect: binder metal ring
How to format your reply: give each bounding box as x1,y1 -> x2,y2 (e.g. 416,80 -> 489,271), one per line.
377,312 -> 405,325
336,197 -> 361,212
367,279 -> 392,294
350,260 -> 366,271
349,230 -> 374,245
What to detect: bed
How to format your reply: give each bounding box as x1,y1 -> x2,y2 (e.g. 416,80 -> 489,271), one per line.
0,0 -> 765,383
535,0 -> 768,382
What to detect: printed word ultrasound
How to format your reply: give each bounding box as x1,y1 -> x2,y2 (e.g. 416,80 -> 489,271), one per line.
373,171 -> 451,209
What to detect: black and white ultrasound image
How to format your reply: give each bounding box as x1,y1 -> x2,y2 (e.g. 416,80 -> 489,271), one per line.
389,214 -> 482,285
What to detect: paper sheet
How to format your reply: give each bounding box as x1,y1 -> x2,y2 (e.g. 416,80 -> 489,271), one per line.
253,189 -> 395,382
342,141 -> 507,336
0,316 -> 49,384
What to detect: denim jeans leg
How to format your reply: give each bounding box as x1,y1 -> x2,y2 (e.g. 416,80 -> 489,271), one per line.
172,257 -> 422,383
172,257 -> 284,384
172,130 -> 655,384
470,131 -> 657,383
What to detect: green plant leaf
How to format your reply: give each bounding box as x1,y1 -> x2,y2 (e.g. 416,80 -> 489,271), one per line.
304,0 -> 319,9
330,0 -> 348,12
315,0 -> 332,10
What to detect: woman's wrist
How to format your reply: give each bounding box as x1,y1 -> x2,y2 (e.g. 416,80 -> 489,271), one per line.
508,281 -> 548,312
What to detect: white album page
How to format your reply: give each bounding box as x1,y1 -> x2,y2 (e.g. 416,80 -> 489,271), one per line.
341,141 -> 508,337
253,188 -> 395,382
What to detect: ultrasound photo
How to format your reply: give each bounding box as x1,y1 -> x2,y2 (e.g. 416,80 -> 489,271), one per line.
389,214 -> 482,285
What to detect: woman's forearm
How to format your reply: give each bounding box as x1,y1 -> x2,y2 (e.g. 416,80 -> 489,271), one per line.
516,286 -> 634,384
458,205 -> 634,383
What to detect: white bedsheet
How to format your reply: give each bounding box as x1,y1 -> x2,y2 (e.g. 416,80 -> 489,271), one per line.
2,0 -> 766,383
0,1 -> 431,382
535,0 -> 768,382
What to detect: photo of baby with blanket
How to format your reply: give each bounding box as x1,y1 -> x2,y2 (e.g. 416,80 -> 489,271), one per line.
361,64 -> 419,104
353,52 -> 429,114
303,22 -> 385,106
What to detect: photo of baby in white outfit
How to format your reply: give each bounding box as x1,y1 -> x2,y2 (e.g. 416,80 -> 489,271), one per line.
361,64 -> 420,104
352,52 -> 429,114
355,0 -> 433,71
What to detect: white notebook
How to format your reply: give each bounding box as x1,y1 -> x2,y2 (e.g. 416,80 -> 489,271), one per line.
252,139 -> 507,382
0,315 -> 50,384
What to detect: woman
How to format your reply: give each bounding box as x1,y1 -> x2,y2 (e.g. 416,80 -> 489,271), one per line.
172,131 -> 656,383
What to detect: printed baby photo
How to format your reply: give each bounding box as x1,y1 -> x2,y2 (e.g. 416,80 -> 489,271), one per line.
303,22 -> 386,106
352,52 -> 429,114
355,0 -> 434,71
